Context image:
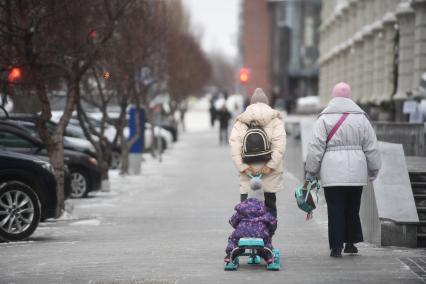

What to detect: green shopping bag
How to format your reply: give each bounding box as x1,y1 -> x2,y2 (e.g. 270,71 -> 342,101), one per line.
294,178 -> 321,220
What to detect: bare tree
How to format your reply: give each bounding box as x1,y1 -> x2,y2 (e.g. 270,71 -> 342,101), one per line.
0,0 -> 132,214
208,52 -> 236,93
94,0 -> 172,175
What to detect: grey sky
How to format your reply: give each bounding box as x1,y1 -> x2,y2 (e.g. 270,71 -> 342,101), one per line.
182,0 -> 240,59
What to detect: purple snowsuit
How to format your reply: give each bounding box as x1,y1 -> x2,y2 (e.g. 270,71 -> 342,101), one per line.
226,198 -> 278,254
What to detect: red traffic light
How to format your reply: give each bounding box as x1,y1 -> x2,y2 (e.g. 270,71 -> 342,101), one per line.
88,29 -> 97,39
239,68 -> 249,84
8,67 -> 22,83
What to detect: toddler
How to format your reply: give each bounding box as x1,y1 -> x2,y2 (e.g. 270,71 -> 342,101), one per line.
224,179 -> 277,263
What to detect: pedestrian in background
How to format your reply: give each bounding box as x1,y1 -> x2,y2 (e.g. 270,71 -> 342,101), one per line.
229,88 -> 286,217
217,105 -> 232,145
305,82 -> 381,258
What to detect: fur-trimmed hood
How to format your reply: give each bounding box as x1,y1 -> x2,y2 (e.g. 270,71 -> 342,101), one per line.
237,103 -> 282,127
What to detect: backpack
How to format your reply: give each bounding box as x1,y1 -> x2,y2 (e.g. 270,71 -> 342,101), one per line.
242,121 -> 272,163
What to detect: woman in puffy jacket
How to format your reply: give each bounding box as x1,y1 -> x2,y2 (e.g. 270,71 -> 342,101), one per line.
229,88 -> 286,217
305,82 -> 381,257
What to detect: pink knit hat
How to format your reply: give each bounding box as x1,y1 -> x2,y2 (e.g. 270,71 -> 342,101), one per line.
332,82 -> 352,99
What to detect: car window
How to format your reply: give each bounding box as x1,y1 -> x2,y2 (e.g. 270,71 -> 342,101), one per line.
19,123 -> 37,134
65,125 -> 85,138
0,132 -> 35,148
17,121 -> 54,138
17,122 -> 43,139
88,118 -> 102,128
45,122 -> 55,133
68,118 -> 80,127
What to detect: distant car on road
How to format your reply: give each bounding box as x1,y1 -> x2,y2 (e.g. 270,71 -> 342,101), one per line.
0,123 -> 101,198
0,150 -> 58,241
296,96 -> 321,114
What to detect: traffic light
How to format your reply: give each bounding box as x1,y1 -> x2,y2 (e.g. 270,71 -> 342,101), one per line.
239,68 -> 250,84
88,29 -> 97,39
8,67 -> 22,83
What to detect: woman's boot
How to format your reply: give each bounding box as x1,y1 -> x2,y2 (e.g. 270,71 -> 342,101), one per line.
344,243 -> 358,254
330,248 -> 342,257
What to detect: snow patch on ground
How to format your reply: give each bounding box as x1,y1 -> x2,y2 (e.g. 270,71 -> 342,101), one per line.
75,202 -> 116,208
0,240 -> 36,247
57,209 -> 76,220
44,206 -> 76,222
69,219 -> 101,226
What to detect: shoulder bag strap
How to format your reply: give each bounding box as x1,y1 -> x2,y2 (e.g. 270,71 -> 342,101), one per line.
326,112 -> 349,144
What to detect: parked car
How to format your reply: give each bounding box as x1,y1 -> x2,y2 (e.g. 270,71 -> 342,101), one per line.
53,111 -> 173,153
0,123 -> 101,198
6,114 -> 96,158
8,114 -> 121,168
0,150 -> 57,241
87,111 -> 174,150
50,112 -> 123,168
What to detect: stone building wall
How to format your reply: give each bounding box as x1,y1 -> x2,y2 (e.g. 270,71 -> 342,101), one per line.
319,0 -> 426,119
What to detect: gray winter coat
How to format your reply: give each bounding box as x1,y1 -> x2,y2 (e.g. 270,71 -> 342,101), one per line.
305,97 -> 381,187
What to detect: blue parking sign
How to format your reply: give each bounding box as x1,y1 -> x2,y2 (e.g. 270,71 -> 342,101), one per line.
128,106 -> 145,153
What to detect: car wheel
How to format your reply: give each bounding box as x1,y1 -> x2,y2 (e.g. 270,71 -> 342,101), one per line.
110,151 -> 121,170
70,168 -> 89,198
0,181 -> 41,242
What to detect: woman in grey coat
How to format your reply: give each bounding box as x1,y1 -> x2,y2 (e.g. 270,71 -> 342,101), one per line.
305,82 -> 381,257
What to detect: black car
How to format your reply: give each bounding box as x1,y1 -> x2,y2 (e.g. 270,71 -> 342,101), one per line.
4,115 -> 96,158
0,150 -> 57,241
7,114 -> 121,169
0,123 -> 101,198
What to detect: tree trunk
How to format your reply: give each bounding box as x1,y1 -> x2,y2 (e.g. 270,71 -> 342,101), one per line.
50,76 -> 80,215
76,103 -> 110,187
100,139 -> 110,181
120,141 -> 130,175
47,134 -> 65,216
34,80 -> 66,217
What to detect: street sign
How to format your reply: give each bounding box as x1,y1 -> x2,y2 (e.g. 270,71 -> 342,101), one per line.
128,106 -> 145,153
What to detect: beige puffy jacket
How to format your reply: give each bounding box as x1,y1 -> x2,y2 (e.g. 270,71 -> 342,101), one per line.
229,103 -> 286,194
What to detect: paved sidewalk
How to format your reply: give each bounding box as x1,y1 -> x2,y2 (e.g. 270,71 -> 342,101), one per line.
0,112 -> 425,283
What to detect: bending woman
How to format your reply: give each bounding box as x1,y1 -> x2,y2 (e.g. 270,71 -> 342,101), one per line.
229,88 -> 286,217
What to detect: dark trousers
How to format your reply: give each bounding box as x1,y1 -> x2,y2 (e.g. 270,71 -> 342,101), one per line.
324,186 -> 364,249
240,193 -> 277,218
219,127 -> 228,144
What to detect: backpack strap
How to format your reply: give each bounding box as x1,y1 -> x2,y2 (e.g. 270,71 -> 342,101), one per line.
326,113 -> 349,144
245,120 -> 258,128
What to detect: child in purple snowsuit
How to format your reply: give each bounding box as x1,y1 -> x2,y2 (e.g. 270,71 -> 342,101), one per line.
225,197 -> 277,263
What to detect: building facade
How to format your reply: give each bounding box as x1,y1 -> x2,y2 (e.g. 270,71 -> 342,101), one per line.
320,0 -> 426,120
240,0 -> 272,97
239,0 -> 321,109
270,0 -> 321,108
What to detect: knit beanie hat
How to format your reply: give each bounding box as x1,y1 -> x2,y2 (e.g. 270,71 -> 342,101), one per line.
250,88 -> 270,105
332,82 -> 352,99
248,175 -> 264,201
